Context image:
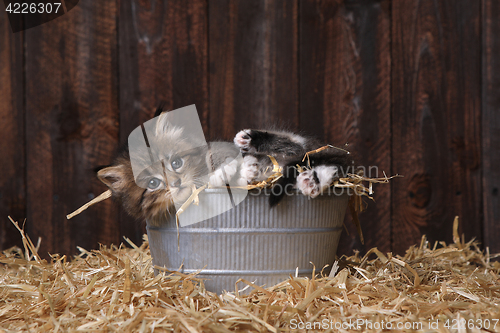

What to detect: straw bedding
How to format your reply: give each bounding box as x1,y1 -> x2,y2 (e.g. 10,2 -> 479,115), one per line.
0,217 -> 499,332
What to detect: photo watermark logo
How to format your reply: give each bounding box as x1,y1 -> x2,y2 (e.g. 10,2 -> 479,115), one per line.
128,104 -> 247,227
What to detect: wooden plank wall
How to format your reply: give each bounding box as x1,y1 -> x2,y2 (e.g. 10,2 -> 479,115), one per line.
0,0 -> 497,258
24,1 -> 121,255
0,8 -> 24,250
392,0 -> 483,252
483,0 -> 500,253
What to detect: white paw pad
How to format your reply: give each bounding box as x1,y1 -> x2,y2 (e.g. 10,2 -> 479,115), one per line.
297,166 -> 338,198
297,170 -> 321,198
234,130 -> 253,152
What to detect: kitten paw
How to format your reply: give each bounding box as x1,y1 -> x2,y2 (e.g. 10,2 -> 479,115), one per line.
239,155 -> 260,183
297,170 -> 321,198
209,157 -> 239,187
297,166 -> 338,198
234,130 -> 254,153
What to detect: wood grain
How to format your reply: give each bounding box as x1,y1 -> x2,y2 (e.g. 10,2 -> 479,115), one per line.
0,10 -> 24,249
300,0 -> 392,255
392,0 -> 482,254
209,0 -> 299,140
482,0 -> 500,254
0,0 -> 495,258
25,1 -> 120,256
118,0 -> 208,244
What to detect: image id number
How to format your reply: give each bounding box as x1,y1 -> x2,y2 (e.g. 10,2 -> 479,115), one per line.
6,3 -> 62,14
445,318 -> 498,330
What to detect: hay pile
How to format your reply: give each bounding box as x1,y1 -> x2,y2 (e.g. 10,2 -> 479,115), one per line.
0,218 -> 499,332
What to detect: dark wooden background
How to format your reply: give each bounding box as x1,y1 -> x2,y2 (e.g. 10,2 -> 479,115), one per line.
1,0 -> 498,258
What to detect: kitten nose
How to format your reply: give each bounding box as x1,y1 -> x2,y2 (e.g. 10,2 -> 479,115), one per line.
170,178 -> 182,188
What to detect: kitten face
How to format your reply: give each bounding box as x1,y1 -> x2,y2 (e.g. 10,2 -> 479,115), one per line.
98,115 -> 209,225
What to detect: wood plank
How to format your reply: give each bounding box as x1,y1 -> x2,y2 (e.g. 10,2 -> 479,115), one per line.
300,0 -> 392,255
25,1 -> 120,256
482,0 -> 500,254
209,0 -> 298,140
392,0 -> 482,254
0,10 -> 24,250
118,0 -> 208,243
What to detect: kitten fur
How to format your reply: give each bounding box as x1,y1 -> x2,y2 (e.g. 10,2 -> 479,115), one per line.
233,129 -> 352,206
98,111 -> 352,226
98,111 -> 240,226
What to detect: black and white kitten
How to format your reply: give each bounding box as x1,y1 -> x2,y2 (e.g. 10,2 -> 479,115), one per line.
232,129 -> 352,206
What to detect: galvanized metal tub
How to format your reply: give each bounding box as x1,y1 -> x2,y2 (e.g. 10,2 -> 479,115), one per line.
146,188 -> 349,294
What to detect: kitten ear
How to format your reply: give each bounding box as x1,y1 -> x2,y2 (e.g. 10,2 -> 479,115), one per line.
97,165 -> 126,191
154,101 -> 167,117
155,112 -> 184,139
155,112 -> 170,136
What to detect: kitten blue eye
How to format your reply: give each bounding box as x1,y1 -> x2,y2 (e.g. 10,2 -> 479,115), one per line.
147,178 -> 162,190
171,158 -> 183,170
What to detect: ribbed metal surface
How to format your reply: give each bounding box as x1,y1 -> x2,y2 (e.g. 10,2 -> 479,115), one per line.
147,189 -> 348,294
